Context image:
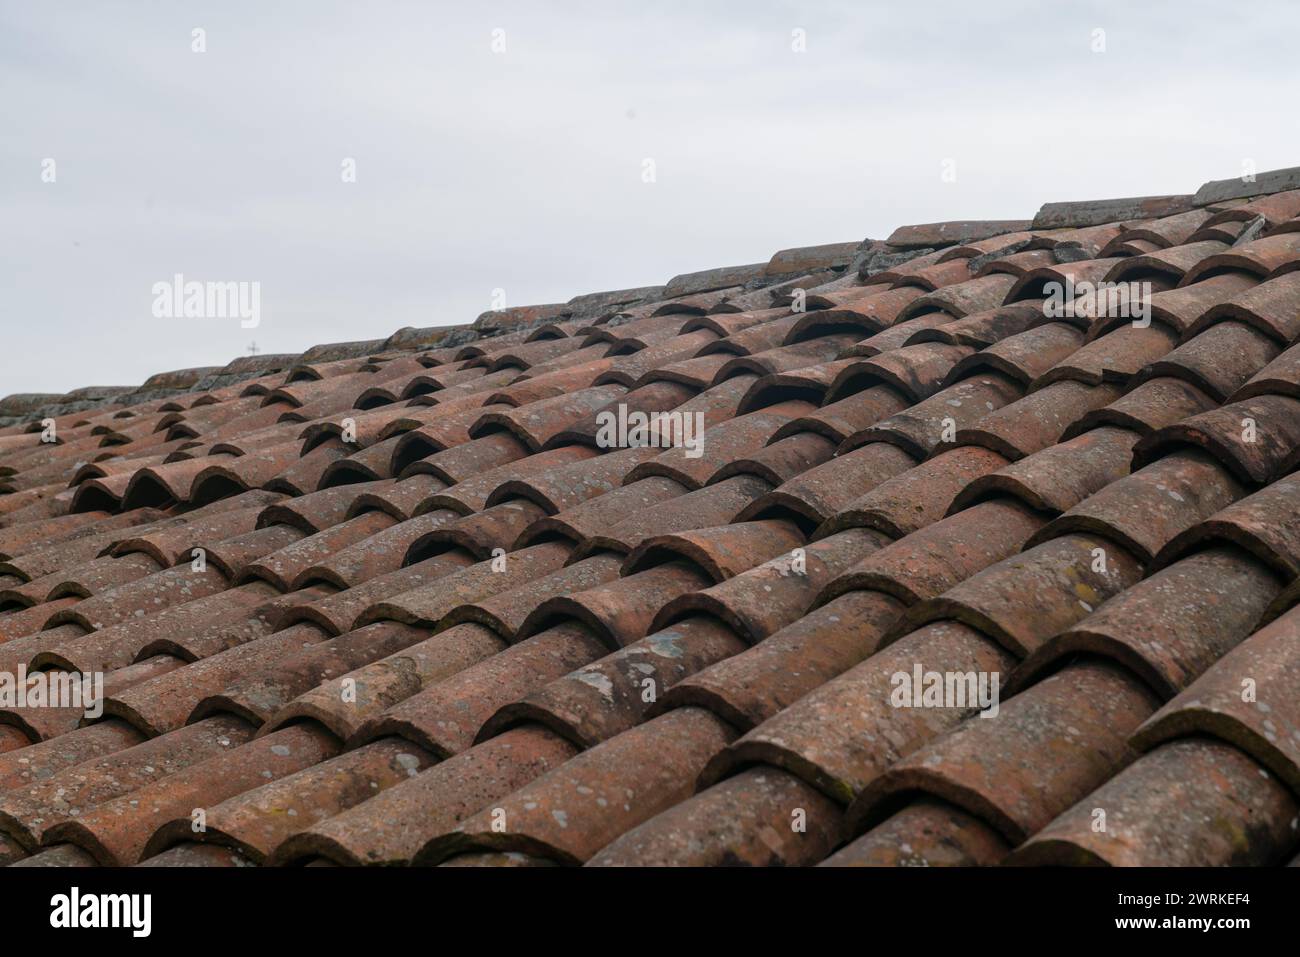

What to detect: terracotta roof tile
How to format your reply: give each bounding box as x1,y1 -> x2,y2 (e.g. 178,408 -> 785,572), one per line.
711,431 -> 836,486
655,589 -> 904,733
1032,194 -> 1195,230
34,580 -> 283,673
820,499 -> 1045,607
938,231 -> 1035,263
417,707 -> 734,865
886,220 -> 1032,250
192,621 -> 429,725
105,624 -> 332,736
48,563 -> 231,632
407,500 -> 548,561
58,724 -> 339,865
957,380 -> 1124,459
1105,240 -> 1229,285
944,324 -> 1082,387
824,797 -> 1008,866
146,738 -> 433,864
972,248 -> 1057,279
1121,272 -> 1258,338
898,274 -> 1018,322
1112,208 -> 1217,248
1065,375 -> 1216,437
514,475 -> 684,548
1180,232 -> 1300,284
769,383 -> 910,444
1031,451 -> 1246,564
262,623 -> 508,741
589,765 -> 841,866
271,725 -> 577,865
876,258 -> 974,291
1237,340 -> 1300,401
0,552 -> 161,608
570,474 -> 770,560
1136,319 -> 1278,401
827,342 -> 974,404
1203,188 -> 1300,228
480,617 -> 746,749
360,541 -> 570,627
1154,473 -> 1300,576
0,721 -> 140,794
848,661 -> 1157,844
399,433 -> 527,485
904,532 -> 1145,657
353,623 -> 609,757
244,512 -> 398,590
708,621 -> 1015,804
1010,738 -> 1297,866
461,570 -> 597,652
1005,256 -> 1122,304
952,425 -> 1139,515
1035,324 -> 1178,390
0,715 -> 251,852
470,385 -> 628,451
818,446 -> 1008,538
844,374 -> 1023,459
1131,605 -> 1300,793
1015,546 -> 1281,700
519,562 -> 712,648
624,405 -> 811,489
415,445 -> 597,515
794,287 -> 925,333
652,528 -> 881,644
278,552 -> 468,635
1132,394 -> 1300,484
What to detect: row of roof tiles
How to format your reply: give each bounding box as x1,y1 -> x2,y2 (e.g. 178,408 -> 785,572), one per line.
10,164 -> 1299,428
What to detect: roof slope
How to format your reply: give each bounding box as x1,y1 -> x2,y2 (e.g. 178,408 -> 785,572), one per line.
2,169 -> 1300,867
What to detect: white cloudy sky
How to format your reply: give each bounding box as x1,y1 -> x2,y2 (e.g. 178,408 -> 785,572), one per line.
3,0 -> 1299,395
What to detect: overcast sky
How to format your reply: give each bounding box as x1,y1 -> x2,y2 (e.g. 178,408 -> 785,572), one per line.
3,0 -> 1299,395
